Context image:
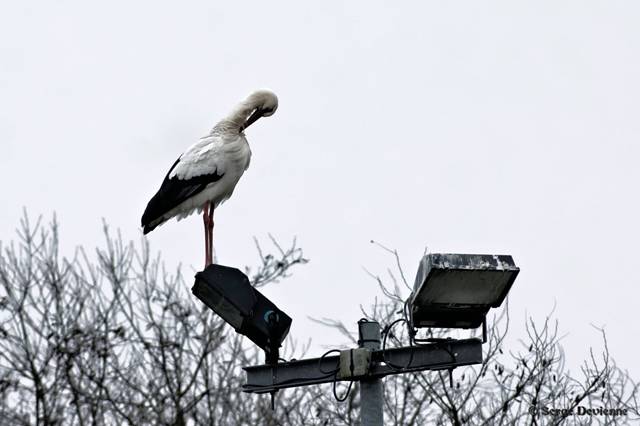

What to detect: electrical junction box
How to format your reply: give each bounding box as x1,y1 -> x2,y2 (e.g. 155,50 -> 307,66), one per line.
338,348 -> 372,379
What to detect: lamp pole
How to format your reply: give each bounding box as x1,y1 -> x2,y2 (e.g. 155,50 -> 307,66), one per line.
358,320 -> 383,426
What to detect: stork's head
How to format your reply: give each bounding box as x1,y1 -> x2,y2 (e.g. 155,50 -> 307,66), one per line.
240,89 -> 279,131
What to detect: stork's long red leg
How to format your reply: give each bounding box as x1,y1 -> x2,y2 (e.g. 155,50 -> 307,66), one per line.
203,202 -> 211,268
208,203 -> 215,264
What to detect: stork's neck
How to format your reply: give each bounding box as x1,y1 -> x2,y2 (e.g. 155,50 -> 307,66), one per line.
215,100 -> 257,133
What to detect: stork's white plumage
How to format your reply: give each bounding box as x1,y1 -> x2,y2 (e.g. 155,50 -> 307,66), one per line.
141,89 -> 278,266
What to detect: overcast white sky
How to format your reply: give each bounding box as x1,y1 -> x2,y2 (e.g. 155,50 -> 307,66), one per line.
1,1 -> 639,379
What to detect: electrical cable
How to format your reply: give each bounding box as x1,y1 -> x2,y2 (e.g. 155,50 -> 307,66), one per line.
332,348 -> 354,402
411,335 -> 457,364
247,312 -> 458,397
380,300 -> 459,373
381,318 -> 416,371
333,376 -> 353,402
318,349 -> 341,375
243,348 -> 348,396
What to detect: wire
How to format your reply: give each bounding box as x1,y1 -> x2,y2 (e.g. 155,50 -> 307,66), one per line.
381,318 -> 416,371
250,316 -> 456,405
412,334 -> 457,366
403,298 -> 411,324
333,377 -> 353,402
380,305 -> 461,373
333,348 -> 354,402
244,348 -> 349,399
319,348 -> 358,402
318,349 -> 341,375
248,312 -> 457,398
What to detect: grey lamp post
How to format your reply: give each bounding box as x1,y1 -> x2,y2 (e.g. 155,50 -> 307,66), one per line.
359,320 -> 383,426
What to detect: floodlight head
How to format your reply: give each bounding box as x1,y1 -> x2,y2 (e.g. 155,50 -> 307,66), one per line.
192,264 -> 292,364
409,253 -> 519,329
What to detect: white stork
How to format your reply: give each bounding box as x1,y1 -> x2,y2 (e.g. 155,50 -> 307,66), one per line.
141,89 -> 278,267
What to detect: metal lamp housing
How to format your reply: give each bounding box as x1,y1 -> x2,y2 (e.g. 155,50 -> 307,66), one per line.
192,264 -> 292,361
409,253 -> 519,329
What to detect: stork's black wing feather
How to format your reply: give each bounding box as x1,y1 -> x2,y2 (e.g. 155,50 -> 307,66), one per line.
141,158 -> 224,234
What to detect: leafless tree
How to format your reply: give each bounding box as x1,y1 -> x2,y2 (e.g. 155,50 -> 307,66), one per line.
0,215 -> 637,425
0,213 -> 314,425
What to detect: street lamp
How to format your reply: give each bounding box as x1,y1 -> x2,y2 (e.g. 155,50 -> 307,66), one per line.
192,264 -> 292,364
409,253 -> 519,330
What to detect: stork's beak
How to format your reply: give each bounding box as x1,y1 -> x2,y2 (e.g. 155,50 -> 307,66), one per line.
240,108 -> 263,132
